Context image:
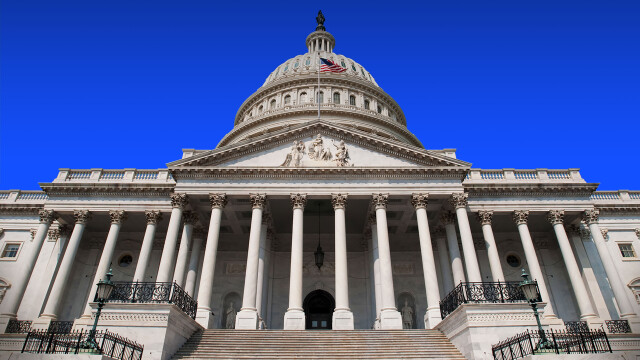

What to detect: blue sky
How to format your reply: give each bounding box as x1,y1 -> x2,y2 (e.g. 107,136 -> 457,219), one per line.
1,1 -> 639,190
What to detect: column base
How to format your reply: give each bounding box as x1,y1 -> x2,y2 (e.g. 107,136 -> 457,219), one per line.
332,309 -> 354,330
622,315 -> 640,334
424,307 -> 442,329
31,315 -> 55,331
195,308 -> 215,329
0,314 -> 16,333
235,309 -> 259,330
373,318 -> 381,329
284,309 -> 305,330
379,309 -> 403,329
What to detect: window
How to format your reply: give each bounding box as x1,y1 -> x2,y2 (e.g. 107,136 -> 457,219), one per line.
629,278 -> 640,304
360,68 -> 366,77
119,254 -> 133,267
619,243 -> 637,258
390,112 -> 396,120
1,244 -> 20,258
364,99 -> 370,110
377,105 -> 382,114
270,99 -> 276,109
283,64 -> 289,72
305,58 -> 311,66
258,105 -> 263,113
506,254 -> 521,268
294,61 -> 299,69
333,92 -> 340,104
349,95 -> 356,106
317,91 -> 324,103
351,64 -> 356,72
284,95 -> 291,105
300,92 -> 308,103
341,60 -> 346,68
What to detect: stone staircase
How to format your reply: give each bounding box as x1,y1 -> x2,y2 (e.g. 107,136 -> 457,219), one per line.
172,329 -> 466,359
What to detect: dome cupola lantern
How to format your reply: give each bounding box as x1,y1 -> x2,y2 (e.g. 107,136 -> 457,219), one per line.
306,10 -> 335,53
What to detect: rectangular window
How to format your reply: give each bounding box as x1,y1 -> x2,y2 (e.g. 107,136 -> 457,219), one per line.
619,243 -> 636,258
1,243 -> 20,258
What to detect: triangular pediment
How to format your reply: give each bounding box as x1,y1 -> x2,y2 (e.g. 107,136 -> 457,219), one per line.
168,121 -> 470,169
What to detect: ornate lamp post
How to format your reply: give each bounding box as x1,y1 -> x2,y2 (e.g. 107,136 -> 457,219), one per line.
314,202 -> 324,270
519,269 -> 551,350
84,268 -> 115,352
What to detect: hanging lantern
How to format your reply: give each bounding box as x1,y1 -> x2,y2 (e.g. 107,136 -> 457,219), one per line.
315,242 -> 324,270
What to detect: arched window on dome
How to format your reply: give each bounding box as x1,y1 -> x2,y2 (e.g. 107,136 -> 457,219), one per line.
283,64 -> 289,73
351,64 -> 356,72
284,95 -> 291,105
306,58 -> 311,66
333,92 -> 340,104
270,99 -> 276,110
258,105 -> 263,113
294,61 -> 299,69
391,112 -> 397,121
317,91 -> 324,103
341,60 -> 346,68
300,92 -> 308,103
349,95 -> 356,106
377,105 -> 382,114
364,99 -> 370,110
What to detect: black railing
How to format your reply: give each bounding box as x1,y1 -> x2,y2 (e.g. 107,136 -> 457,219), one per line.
564,321 -> 589,333
105,281 -> 197,319
47,321 -> 74,334
440,282 -> 536,319
5,320 -> 32,334
492,329 -> 611,360
606,320 -> 631,334
22,329 -> 143,360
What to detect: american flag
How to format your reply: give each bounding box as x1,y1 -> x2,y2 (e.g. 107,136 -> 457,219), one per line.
320,58 -> 346,73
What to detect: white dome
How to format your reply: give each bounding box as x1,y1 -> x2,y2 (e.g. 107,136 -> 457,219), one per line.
262,52 -> 380,88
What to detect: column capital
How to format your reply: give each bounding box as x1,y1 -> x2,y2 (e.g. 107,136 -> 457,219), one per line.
411,193 -> 428,209
194,225 -> 207,238
332,193 -> 348,210
209,193 -> 228,209
108,210 -> 127,224
145,210 -> 163,225
290,193 -> 306,209
47,228 -> 61,241
73,210 -> 92,224
600,227 -> 608,239
183,211 -> 199,225
170,193 -> 189,209
372,193 -> 389,210
582,209 -> 599,225
476,210 -> 493,225
440,211 -> 456,225
547,210 -> 564,225
449,192 -> 468,209
38,209 -> 57,224
513,210 -> 529,225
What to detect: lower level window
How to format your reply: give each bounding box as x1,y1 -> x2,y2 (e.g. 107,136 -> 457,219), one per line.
1,243 -> 20,258
619,243 -> 636,258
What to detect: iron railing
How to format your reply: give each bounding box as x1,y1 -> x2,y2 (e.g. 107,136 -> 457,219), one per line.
22,329 -> 143,360
439,282 -> 536,318
47,321 -> 74,334
492,329 -> 611,360
564,321 -> 589,333
105,281 -> 197,319
606,320 -> 631,333
5,320 -> 32,334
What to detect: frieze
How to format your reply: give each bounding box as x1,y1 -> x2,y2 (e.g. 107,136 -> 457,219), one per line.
0,205 -> 42,215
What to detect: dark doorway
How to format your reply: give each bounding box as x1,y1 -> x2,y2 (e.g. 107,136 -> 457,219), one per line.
303,289 -> 335,330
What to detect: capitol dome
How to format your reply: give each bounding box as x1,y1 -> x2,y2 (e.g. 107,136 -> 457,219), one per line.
217,12 -> 422,148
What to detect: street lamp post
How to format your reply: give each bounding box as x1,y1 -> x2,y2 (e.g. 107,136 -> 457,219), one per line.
84,268 -> 115,352
519,269 -> 551,350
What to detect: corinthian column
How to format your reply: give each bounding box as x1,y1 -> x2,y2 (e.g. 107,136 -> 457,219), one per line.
450,193 -> 482,283
196,193 -> 227,329
332,193 -> 354,330
284,193 -> 307,330
476,210 -> 505,282
434,227 -> 454,295
133,211 -> 162,282
81,210 -> 126,318
441,211 -> 466,285
411,193 -> 441,328
173,211 -> 198,287
157,193 -> 188,283
513,210 -> 556,318
583,210 -> 638,326
373,193 -> 403,329
41,210 -> 91,319
236,194 -> 266,330
185,226 -> 206,297
0,210 -> 56,318
547,210 -> 597,320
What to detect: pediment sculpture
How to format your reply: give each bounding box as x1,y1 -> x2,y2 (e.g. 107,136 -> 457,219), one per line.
281,134 -> 352,167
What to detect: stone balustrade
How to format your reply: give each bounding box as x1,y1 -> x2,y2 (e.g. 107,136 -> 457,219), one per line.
464,168 -> 583,183
591,190 -> 640,203
0,190 -> 48,204
53,168 -> 174,184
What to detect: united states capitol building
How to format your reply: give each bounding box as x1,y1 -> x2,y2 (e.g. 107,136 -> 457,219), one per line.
1,12 -> 639,360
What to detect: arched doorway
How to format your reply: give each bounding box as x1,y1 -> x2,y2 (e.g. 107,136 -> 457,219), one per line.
303,290 -> 335,330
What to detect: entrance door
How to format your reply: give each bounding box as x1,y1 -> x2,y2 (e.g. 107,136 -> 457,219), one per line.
303,290 -> 335,330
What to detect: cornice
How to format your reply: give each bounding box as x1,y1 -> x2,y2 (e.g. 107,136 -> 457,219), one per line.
465,183 -> 598,197
169,166 -> 468,181
170,121 -> 469,169
0,205 -> 43,215
39,183 -> 175,197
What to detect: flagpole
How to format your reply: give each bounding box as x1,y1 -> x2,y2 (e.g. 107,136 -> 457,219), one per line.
317,51 -> 321,119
